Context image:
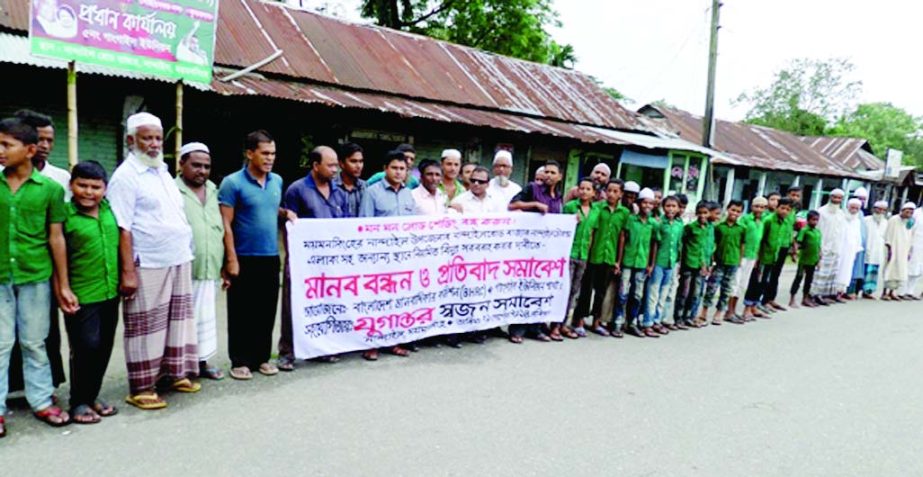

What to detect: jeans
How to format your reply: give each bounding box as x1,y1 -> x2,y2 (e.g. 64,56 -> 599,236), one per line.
228,256 -> 280,369
765,246 -> 789,303
703,264 -> 738,312
790,264 -> 816,298
644,266 -> 674,327
673,266 -> 702,324
65,298 -> 119,407
567,259 -> 587,322
0,281 -> 55,414
618,267 -> 648,327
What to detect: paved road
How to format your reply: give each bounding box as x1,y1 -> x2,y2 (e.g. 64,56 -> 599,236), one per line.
2,270 -> 923,476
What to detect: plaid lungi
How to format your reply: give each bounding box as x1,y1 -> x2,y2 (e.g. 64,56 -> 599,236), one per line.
193,279 -> 219,361
124,262 -> 198,393
812,251 -> 841,296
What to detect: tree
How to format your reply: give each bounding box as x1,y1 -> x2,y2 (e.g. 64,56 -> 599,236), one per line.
734,58 -> 862,135
831,102 -> 923,166
358,0 -> 575,67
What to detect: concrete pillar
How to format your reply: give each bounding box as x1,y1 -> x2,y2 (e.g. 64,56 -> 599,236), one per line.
792,175 -> 801,187
812,178 -> 824,210
723,167 -> 735,206
757,171 -> 768,197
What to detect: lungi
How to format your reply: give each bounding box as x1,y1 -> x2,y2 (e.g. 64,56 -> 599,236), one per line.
124,262 -> 198,393
811,251 -> 841,296
863,264 -> 880,294
192,279 -> 219,361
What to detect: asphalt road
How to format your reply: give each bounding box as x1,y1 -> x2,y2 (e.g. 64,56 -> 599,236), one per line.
2,269 -> 923,476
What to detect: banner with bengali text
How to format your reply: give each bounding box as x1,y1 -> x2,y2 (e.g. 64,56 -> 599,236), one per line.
288,213 -> 577,359
29,0 -> 219,83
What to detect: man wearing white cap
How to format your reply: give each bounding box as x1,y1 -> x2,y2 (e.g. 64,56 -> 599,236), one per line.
900,203 -> 923,299
564,163 -> 610,202
862,200 -> 889,298
882,203 -> 915,300
837,198 -> 865,299
438,149 -> 464,204
487,150 -> 521,205
175,142 -> 225,380
107,112 -> 199,409
533,166 -> 546,184
811,188 -> 847,303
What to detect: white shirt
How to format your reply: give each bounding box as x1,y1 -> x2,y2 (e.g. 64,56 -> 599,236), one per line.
411,185 -> 448,215
107,154 -> 194,269
39,162 -> 72,200
451,190 -> 507,214
487,177 -> 521,205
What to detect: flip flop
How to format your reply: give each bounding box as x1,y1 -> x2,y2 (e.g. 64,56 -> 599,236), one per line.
200,366 -> 226,380
171,378 -> 202,393
258,363 -> 280,375
34,405 -> 71,427
70,404 -> 101,425
93,400 -> 118,417
230,366 -> 253,380
125,392 -> 167,411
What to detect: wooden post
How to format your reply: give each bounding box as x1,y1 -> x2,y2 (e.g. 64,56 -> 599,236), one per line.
67,61 -> 78,169
175,80 -> 184,171
702,0 -> 722,148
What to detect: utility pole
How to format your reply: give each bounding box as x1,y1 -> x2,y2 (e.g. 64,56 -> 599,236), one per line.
702,0 -> 722,148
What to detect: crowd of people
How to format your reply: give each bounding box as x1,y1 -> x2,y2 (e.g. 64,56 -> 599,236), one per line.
1,110 -> 921,439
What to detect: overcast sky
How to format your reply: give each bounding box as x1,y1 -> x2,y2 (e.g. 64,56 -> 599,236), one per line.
299,0 -> 922,121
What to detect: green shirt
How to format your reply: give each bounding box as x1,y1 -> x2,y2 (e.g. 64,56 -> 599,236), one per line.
621,214 -> 655,269
681,221 -> 711,269
704,222 -> 716,262
739,213 -> 765,260
177,177 -> 225,281
796,226 -> 822,266
714,220 -> 746,266
437,179 -> 465,205
64,200 -> 119,303
587,202 -> 630,265
0,170 -> 66,285
654,216 -> 684,268
563,199 -> 598,261
759,214 -> 790,265
767,211 -> 797,247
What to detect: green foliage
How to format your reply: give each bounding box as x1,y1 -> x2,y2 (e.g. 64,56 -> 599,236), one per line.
359,0 -> 575,67
735,58 -> 862,135
831,102 -> 923,166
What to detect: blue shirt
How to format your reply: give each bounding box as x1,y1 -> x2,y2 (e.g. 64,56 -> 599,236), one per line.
367,170 -> 420,189
359,180 -> 416,217
284,174 -> 348,219
332,173 -> 366,218
218,167 -> 283,256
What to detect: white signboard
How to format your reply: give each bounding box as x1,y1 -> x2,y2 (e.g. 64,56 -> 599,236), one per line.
886,148 -> 903,179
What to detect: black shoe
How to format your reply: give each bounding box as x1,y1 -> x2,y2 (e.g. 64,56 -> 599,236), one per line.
626,325 -> 645,338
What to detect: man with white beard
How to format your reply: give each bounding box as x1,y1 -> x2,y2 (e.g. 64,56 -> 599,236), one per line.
107,112 -> 199,410
862,200 -> 889,298
487,150 -> 521,205
900,205 -> 923,300
812,189 -> 847,304
837,198 -> 865,300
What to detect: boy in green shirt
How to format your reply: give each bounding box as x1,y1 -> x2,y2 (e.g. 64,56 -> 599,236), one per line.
729,196 -> 767,320
692,201 -> 722,326
673,201 -> 711,328
701,200 -> 746,325
644,195 -> 683,334
789,210 -> 822,308
62,161 -> 121,424
560,178 -> 599,338
574,180 -> 629,337
617,188 -> 658,338
743,197 -> 793,320
0,117 -> 72,436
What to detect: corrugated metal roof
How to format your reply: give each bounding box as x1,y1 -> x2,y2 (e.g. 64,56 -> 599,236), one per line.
639,104 -> 866,179
1,0 -> 644,132
800,136 -> 884,171
581,125 -> 733,161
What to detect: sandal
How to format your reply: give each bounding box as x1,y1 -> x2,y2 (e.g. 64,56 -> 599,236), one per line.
230,366 -> 253,380
592,326 -> 609,337
93,400 -> 118,417
277,357 -> 295,372
508,335 -> 524,344
125,392 -> 167,411
172,378 -> 202,393
548,332 -> 564,342
0,416 -> 5,438
711,319 -> 722,326
561,327 -> 579,339
386,346 -> 410,357
313,355 -> 340,363
199,365 -> 225,380
34,405 -> 71,427
71,404 -> 101,425
258,363 -> 280,375
534,333 -> 552,342
363,349 -> 379,361
572,327 -> 587,338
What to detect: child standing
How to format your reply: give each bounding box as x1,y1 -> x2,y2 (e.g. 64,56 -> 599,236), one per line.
728,196 -> 767,320
743,198 -> 793,320
62,161 -> 121,424
645,195 -> 683,333
560,178 -> 599,338
617,188 -> 658,338
790,210 -> 822,308
673,202 -> 711,328
701,200 -> 746,325
692,201 -> 722,326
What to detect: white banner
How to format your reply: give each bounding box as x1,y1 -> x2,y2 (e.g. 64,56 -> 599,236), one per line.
287,213 -> 576,359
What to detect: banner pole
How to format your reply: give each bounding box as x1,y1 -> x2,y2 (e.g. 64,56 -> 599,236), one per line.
67,61 -> 78,169
175,80 -> 184,171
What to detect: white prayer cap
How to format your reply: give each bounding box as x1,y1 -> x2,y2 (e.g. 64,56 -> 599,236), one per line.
901,202 -> 917,210
847,198 -> 862,208
830,188 -> 845,197
126,112 -> 162,131
493,150 -> 513,165
624,181 -> 641,193
441,149 -> 462,160
535,166 -> 545,174
873,200 -> 888,209
592,163 -> 611,175
853,187 -> 869,198
752,196 -> 768,207
638,187 -> 655,201
180,142 -> 210,158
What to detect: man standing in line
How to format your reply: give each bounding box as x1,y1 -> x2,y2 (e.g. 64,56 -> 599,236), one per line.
278,146 -> 348,370
438,149 -> 464,204
175,142 -> 225,381
763,186 -> 802,311
812,189 -> 847,304
564,163 -> 610,202
460,162 -> 476,190
882,203 -> 915,300
332,142 -> 366,219
901,204 -> 923,299
413,159 -> 449,215
862,200 -> 889,299
107,112 -> 199,410
451,166 -> 506,214
219,130 -> 295,380
487,150 -> 521,204
366,143 -> 419,189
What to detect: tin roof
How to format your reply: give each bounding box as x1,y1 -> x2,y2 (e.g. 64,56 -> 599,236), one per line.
799,136 -> 884,171
639,104 -> 866,179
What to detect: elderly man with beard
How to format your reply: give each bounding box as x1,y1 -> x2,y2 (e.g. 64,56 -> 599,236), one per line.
900,205 -> 923,300
862,200 -> 889,298
564,163 -> 610,202
175,142 -> 225,381
882,203 -> 916,300
487,150 -> 521,205
811,189 -> 847,304
838,198 -> 865,300
107,113 -> 199,410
